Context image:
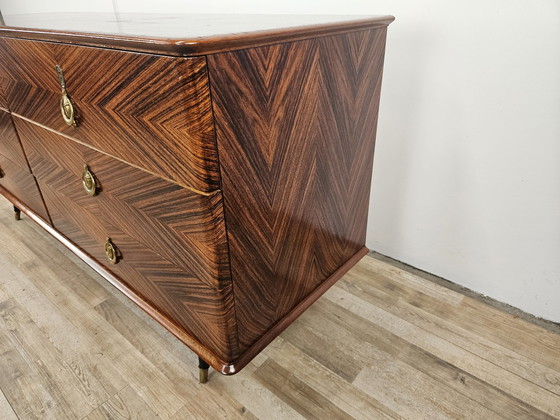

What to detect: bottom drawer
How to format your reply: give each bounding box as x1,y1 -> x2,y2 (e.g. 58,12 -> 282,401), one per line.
39,180 -> 238,362
0,154 -> 51,224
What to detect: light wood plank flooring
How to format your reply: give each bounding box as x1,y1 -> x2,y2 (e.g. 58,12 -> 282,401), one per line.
0,196 -> 559,419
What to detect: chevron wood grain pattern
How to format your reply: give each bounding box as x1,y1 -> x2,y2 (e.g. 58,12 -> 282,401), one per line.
14,117 -> 230,291
207,27 -> 388,353
38,179 -> 238,362
0,17 -> 394,375
0,110 -> 29,170
0,37 -> 219,192
0,154 -> 50,224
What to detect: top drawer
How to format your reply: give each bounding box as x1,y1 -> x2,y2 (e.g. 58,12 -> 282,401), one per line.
0,38 -> 219,193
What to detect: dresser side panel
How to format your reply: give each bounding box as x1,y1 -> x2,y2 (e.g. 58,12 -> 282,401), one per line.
208,28 -> 388,351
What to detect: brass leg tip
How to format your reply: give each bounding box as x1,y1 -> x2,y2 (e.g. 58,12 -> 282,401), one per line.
14,211 -> 21,221
199,368 -> 208,384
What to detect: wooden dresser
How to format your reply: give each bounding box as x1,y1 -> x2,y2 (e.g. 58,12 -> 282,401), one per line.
0,13 -> 393,380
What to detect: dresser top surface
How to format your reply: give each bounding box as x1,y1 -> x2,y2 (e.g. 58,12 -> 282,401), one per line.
0,13 -> 394,56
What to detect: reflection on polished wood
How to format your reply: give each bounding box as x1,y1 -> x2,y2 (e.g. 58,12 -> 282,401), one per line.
0,38 -> 219,192
0,15 -> 394,374
0,196 -> 559,419
0,13 -> 395,56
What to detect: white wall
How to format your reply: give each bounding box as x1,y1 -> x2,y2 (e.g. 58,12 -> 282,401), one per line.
0,0 -> 112,14
368,1 -> 560,323
1,0 -> 559,322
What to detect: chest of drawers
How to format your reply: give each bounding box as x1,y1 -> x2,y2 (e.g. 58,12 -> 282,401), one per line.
0,13 -> 393,380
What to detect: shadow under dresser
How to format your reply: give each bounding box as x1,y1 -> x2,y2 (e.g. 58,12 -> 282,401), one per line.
0,13 -> 394,381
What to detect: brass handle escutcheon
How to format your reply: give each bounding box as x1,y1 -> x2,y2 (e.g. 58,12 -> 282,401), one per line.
104,238 -> 119,264
82,165 -> 97,196
55,65 -> 77,127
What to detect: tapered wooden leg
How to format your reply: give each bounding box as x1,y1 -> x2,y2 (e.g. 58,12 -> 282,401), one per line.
198,357 -> 209,384
13,206 -> 21,221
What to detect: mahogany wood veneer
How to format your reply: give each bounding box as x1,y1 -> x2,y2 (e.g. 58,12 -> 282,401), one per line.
0,13 -> 393,376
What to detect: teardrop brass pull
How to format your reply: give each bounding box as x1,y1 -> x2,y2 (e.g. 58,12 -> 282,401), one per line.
60,93 -> 76,127
55,65 -> 77,127
0,166 -> 4,178
82,165 -> 97,196
104,238 -> 119,264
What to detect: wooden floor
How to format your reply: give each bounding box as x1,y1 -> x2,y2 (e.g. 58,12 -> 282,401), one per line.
0,197 -> 559,420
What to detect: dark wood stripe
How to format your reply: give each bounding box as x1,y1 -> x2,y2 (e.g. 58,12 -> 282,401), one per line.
0,85 -> 7,108
0,110 -> 28,169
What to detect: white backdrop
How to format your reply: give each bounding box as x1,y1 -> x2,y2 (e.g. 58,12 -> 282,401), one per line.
1,0 -> 559,322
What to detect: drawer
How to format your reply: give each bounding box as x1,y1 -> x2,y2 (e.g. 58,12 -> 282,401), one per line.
38,179 -> 238,361
14,117 -> 230,290
0,37 -> 219,192
0,153 -> 51,223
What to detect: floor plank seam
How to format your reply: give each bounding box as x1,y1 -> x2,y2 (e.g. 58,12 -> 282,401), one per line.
369,250 -> 560,335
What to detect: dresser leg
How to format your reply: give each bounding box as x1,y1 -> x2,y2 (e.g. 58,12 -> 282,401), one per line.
198,357 -> 209,384
13,206 -> 21,221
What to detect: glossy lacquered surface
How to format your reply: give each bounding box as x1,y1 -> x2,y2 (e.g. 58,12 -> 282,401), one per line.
0,14 -> 392,374
15,118 -> 230,290
210,27 -> 387,354
0,38 -> 218,192
15,117 -> 237,362
0,13 -> 394,56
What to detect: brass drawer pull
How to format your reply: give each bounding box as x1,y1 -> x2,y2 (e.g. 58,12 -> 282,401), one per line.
55,65 -> 77,127
0,166 -> 4,178
104,238 -> 119,264
82,165 -> 97,196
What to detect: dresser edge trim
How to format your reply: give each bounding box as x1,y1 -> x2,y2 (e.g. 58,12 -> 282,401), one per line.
0,16 -> 394,57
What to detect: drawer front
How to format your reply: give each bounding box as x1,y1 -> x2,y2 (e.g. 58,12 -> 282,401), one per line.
38,179 -> 238,361
15,117 -> 230,290
0,154 -> 51,223
0,110 -> 29,169
0,37 -> 219,192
